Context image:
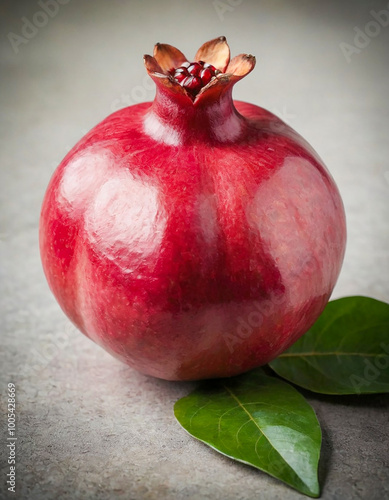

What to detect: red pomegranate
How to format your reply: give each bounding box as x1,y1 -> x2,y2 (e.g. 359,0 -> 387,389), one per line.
39,37 -> 346,380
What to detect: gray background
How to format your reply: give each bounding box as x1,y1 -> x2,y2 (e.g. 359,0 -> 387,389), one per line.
1,0 -> 388,499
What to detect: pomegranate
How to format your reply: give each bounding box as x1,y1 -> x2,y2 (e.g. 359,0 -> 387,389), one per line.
39,37 -> 346,381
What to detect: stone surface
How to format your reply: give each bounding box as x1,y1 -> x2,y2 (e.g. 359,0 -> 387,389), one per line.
1,1 -> 388,499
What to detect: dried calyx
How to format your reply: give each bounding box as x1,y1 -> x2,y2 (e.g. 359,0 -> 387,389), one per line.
144,36 -> 256,102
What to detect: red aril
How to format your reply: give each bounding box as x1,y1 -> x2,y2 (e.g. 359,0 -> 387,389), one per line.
187,62 -> 202,76
39,36 -> 346,381
199,67 -> 213,86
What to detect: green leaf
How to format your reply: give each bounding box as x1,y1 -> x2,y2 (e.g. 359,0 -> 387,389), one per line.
269,296 -> 389,395
174,369 -> 321,497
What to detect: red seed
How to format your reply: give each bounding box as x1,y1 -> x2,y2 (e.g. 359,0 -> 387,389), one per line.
200,68 -> 213,86
203,62 -> 216,73
175,67 -> 188,75
187,62 -> 202,76
174,71 -> 188,83
173,67 -> 189,84
181,75 -> 202,93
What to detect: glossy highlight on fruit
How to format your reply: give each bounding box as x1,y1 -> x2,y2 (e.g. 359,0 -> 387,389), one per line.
39,37 -> 346,381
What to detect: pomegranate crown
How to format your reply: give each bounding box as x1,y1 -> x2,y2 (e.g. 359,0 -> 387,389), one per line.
144,36 -> 256,103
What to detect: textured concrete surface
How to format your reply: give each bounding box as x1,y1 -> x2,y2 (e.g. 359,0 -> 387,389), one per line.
1,1 -> 389,499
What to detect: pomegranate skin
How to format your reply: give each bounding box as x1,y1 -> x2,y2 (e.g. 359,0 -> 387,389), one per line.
39,39 -> 346,381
